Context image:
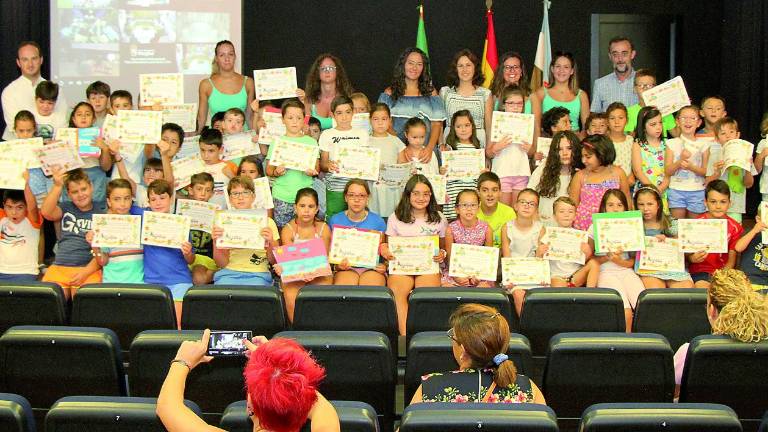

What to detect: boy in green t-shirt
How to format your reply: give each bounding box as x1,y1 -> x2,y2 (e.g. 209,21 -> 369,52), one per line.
624,69 -> 679,138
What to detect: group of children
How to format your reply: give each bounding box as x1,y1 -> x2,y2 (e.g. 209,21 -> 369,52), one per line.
1,74 -> 767,335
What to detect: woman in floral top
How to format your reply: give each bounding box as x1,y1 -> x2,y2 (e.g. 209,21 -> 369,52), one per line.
408,303 -> 546,405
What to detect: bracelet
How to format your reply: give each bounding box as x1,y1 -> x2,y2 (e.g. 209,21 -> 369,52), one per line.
171,358 -> 191,370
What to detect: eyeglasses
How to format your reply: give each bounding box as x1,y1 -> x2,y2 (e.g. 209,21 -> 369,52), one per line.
517,199 -> 538,208
230,191 -> 253,198
635,83 -> 654,90
346,193 -> 368,200
446,328 -> 457,342
504,100 -> 525,107
411,191 -> 432,198
609,51 -> 631,58
503,65 -> 521,71
319,66 -> 337,72
457,203 -> 479,209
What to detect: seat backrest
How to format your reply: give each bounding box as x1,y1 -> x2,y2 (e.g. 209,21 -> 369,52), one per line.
680,335 -> 768,421
0,393 -> 35,432
275,331 -> 395,430
399,402 -> 558,431
520,288 -> 625,355
0,282 -> 67,335
759,410 -> 768,432
293,285 -> 398,349
542,332 -> 674,419
129,330 -> 247,414
44,396 -> 201,432
633,289 -> 711,350
220,400 -> 380,432
404,331 -> 532,404
0,326 -> 126,409
579,402 -> 742,432
406,287 -> 512,344
181,285 -> 285,338
70,284 -> 176,351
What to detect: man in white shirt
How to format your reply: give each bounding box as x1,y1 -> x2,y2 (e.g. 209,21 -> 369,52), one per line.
2,41 -> 68,140
590,37 -> 638,113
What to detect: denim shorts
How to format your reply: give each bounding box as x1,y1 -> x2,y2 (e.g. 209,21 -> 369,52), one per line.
667,188 -> 706,214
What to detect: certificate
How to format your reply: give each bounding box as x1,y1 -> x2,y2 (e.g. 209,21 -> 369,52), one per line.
448,244 -> 499,281
592,210 -> 645,253
92,214 -> 142,249
35,141 -> 85,175
101,114 -> 120,141
117,110 -> 163,144
174,135 -> 200,161
637,237 -> 685,273
501,257 -> 550,286
678,218 -> 728,253
0,153 -> 27,190
379,162 -> 412,186
542,227 -> 588,265
274,237 -> 332,283
388,236 -> 439,275
424,174 -> 447,205
351,113 -> 370,131
141,211 -> 191,249
721,139 -> 754,171
0,137 -> 43,168
171,154 -> 206,190
162,103 -> 197,133
223,132 -> 260,160
176,199 -> 220,233
54,128 -> 78,146
489,111 -> 535,144
77,127 -> 101,158
335,143 -> 381,181
328,226 -> 381,269
536,137 -> 553,166
268,137 -> 318,172
441,149 -> 485,180
215,211 -> 269,249
762,202 -> 768,244
640,76 -> 690,117
225,177 -> 274,210
139,73 -> 184,106
253,67 -> 297,100
257,111 -> 286,145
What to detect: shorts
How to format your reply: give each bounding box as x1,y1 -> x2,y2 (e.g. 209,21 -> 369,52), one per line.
190,254 -> 218,271
325,190 -> 347,221
0,273 -> 38,282
500,176 -> 529,193
168,283 -> 193,301
214,268 -> 273,286
667,189 -> 706,214
273,198 -> 295,229
690,272 -> 711,283
42,264 -> 102,289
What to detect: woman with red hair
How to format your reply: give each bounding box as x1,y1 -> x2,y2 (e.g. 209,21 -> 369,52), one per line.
157,329 -> 340,432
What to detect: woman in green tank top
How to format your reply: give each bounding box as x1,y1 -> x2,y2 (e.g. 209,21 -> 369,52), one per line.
534,51 -> 591,133
196,40 -> 255,133
303,53 -> 354,130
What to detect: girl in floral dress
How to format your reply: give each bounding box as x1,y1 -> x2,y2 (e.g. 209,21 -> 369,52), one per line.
632,106 -> 670,209
441,189 -> 493,287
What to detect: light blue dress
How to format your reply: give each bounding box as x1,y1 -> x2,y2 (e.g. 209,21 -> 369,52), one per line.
377,93 -> 447,145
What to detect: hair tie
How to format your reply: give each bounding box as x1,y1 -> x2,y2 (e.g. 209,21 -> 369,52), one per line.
493,353 -> 508,366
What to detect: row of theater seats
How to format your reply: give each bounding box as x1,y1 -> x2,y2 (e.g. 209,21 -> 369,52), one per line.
1,394 -> 767,432
0,282 -> 714,354
1,326 -> 767,430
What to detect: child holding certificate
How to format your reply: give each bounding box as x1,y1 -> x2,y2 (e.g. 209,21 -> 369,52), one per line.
606,102 -> 634,182
441,110 -> 486,220
688,180 -> 743,289
477,172 -> 516,248
198,127 -> 236,209
237,155 -> 273,218
397,118 -> 441,176
328,179 -> 387,286
266,99 -> 320,228
527,130 -> 582,226
665,106 -> 710,219
89,179 -> 143,283
15,111 -> 50,209
0,176 -> 42,282
587,189 -> 645,330
69,102 -> 112,202
41,168 -> 105,299
187,173 -> 217,285
633,185 -> 693,288
624,69 -> 677,137
213,176 -> 280,286
441,189 -> 493,287
380,175 -> 448,335
501,188 -> 544,316
368,103 -> 405,218
632,106 -> 669,203
705,117 -> 755,222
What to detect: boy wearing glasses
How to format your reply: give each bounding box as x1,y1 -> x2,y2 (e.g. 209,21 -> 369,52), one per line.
623,69 -> 679,137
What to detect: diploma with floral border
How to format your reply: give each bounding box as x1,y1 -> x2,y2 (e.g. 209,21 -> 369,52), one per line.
257,111 -> 286,145
35,141 -> 85,175
215,210 -> 269,249
441,149 -> 485,180
268,137 -> 319,172
424,174 -> 447,205
448,244 -> 499,281
92,214 -> 142,249
379,162 -> 412,186
721,139 -> 754,171
174,135 -> 200,160
536,137 -> 552,166
253,67 -> 297,100
162,103 -> 197,132
171,154 -> 206,190
640,76 -> 690,117
328,226 -> 381,268
223,132 -> 260,160
139,73 -> 184,106
334,143 -> 380,181
592,210 -> 645,254
0,137 -> 44,169
501,257 -> 550,286
489,111 -> 535,144
637,236 -> 685,273
141,211 -> 191,249
176,199 -> 220,234
678,218 -> 728,253
117,110 -> 163,144
388,236 -> 439,275
0,152 -> 28,190
542,226 -> 588,264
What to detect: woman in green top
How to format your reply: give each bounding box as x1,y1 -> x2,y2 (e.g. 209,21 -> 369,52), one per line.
196,40 -> 255,133
490,51 -> 536,114
304,53 -> 354,130
535,51 -> 590,134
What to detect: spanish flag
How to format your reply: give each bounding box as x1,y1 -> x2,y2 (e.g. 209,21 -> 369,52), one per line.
481,8 -> 498,89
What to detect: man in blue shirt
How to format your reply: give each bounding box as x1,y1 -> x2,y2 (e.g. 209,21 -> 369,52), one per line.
591,37 -> 639,113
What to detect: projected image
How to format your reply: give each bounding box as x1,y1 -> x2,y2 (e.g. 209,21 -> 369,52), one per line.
176,43 -> 216,75
59,49 -> 120,76
69,0 -> 116,7
119,9 -> 176,44
176,12 -> 230,43
59,8 -> 120,48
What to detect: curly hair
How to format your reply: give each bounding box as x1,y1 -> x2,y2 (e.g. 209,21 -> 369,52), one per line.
537,130 -> 582,198
709,269 -> 768,343
491,51 -> 529,99
304,53 -> 354,105
445,49 -> 484,88
389,47 -> 434,103
541,107 -> 571,136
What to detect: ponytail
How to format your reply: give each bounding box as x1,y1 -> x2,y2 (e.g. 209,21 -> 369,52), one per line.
492,354 -> 518,388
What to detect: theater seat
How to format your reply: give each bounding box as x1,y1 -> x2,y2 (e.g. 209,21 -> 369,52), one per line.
520,288 -> 625,355
399,402 -> 558,431
0,393 -> 35,432
0,326 -> 126,410
181,285 -> 285,338
542,332 -> 674,419
680,335 -> 768,428
759,411 -> 768,432
220,400 -> 379,432
0,282 -> 67,335
275,330 -> 395,431
406,287 -> 512,344
70,284 -> 176,353
45,396 -> 201,432
579,403 -> 742,431
129,330 -> 245,415
404,331 -> 532,404
632,288 -> 711,350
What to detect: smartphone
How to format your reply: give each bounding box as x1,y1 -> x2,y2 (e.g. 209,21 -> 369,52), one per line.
206,330 -> 253,357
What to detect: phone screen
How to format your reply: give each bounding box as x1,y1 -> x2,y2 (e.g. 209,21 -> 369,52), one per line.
206,330 -> 253,357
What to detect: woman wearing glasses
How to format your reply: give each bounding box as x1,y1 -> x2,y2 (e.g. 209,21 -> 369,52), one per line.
304,54 -> 354,131
409,303 -> 546,404
328,179 -> 388,286
439,49 -> 493,149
